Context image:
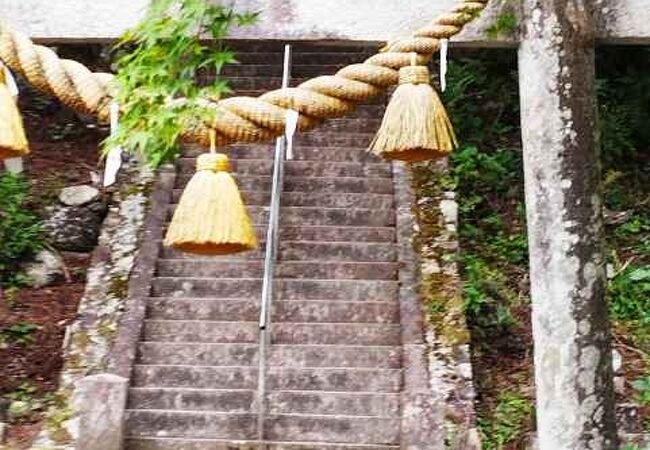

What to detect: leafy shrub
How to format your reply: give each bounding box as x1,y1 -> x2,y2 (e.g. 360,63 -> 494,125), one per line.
0,173 -> 43,287
107,0 -> 257,166
478,391 -> 533,450
0,322 -> 40,346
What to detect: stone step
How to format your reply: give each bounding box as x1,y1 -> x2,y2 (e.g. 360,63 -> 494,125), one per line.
294,132 -> 374,148
159,241 -> 397,262
137,343 -> 402,368
234,52 -> 375,65
128,388 -> 255,413
222,76 -> 309,90
128,388 -> 399,417
174,174 -> 394,195
125,410 -> 257,440
125,437 -> 399,450
265,414 -> 400,445
132,365 -> 402,392
220,64 -> 347,78
176,158 -> 392,178
146,299 -> 399,324
162,224 -> 394,244
156,260 -> 398,280
267,391 -> 400,417
171,191 -> 394,209
150,278 -> 399,301
142,321 -> 401,346
184,144 -> 384,163
165,206 -> 395,228
126,411 -> 398,445
318,118 -> 382,134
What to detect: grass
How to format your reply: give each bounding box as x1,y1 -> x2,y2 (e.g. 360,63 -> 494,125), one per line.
426,47 -> 650,447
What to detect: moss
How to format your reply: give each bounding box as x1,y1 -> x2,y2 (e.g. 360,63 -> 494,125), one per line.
97,320 -> 118,340
44,391 -> 74,445
485,3 -> 518,39
108,275 -> 129,299
71,330 -> 91,352
411,161 -> 471,346
422,272 -> 471,346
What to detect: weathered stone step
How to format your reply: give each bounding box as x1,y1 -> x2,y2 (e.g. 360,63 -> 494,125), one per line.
132,365 -> 402,392
150,278 -> 399,301
184,144 -> 384,163
125,437 -> 399,450
125,410 -> 257,440
161,241 -> 397,262
146,299 -> 399,324
176,158 -> 392,178
156,260 -> 398,280
128,388 -> 399,417
175,175 -> 394,195
143,321 -> 400,346
128,388 -> 255,413
220,64 -> 347,78
265,414 -> 400,445
295,132 -> 374,148
161,224 -> 394,244
137,343 -> 401,368
165,206 -> 395,228
234,52 -> 374,65
126,412 -> 397,446
267,391 -> 400,417
159,241 -> 397,262
222,76 -> 309,90
318,118 -> 382,134
206,191 -> 394,209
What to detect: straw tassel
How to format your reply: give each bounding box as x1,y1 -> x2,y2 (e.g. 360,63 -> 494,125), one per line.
164,131 -> 258,255
369,63 -> 457,162
0,65 -> 29,160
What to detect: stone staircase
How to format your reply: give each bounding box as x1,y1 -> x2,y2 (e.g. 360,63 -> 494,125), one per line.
122,43 -> 435,450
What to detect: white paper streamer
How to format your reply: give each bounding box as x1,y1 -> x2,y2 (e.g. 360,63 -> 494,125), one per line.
440,38 -> 449,92
103,101 -> 123,187
2,64 -> 23,173
284,109 -> 299,161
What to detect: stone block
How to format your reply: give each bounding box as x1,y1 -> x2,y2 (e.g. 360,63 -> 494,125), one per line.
75,374 -> 128,450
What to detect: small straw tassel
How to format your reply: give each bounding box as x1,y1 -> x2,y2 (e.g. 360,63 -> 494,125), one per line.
164,134 -> 258,255
0,65 -> 29,160
369,64 -> 457,162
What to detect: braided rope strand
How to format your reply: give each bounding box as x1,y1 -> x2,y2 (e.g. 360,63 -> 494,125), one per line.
0,0 -> 488,147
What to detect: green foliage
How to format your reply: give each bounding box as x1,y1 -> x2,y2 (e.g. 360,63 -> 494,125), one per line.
597,48 -> 650,167
442,53 -> 526,341
486,10 -> 518,39
0,173 -> 43,287
462,254 -> 518,337
478,392 -> 533,450
4,382 -> 59,423
632,376 -> 650,406
608,264 -> 650,347
0,322 -> 40,346
106,0 -> 257,166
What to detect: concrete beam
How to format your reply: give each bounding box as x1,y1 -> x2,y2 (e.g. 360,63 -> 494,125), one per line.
2,0 -> 648,45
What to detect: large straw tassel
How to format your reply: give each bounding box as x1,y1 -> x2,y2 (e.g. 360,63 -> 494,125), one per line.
0,66 -> 29,160
164,132 -> 258,255
369,64 -> 457,162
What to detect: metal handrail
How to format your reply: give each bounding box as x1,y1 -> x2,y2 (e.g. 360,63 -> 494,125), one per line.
257,44 -> 292,445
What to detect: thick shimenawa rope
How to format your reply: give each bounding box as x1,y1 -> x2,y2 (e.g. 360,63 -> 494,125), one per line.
0,0 -> 488,148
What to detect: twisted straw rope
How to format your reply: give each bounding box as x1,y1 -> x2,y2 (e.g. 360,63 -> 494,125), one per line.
0,0 -> 488,147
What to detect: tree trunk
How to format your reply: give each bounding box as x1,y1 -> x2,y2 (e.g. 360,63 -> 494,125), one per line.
518,1 -> 618,449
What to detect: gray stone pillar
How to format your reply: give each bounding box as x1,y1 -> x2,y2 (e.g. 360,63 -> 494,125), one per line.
75,374 -> 128,450
518,1 -> 618,449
